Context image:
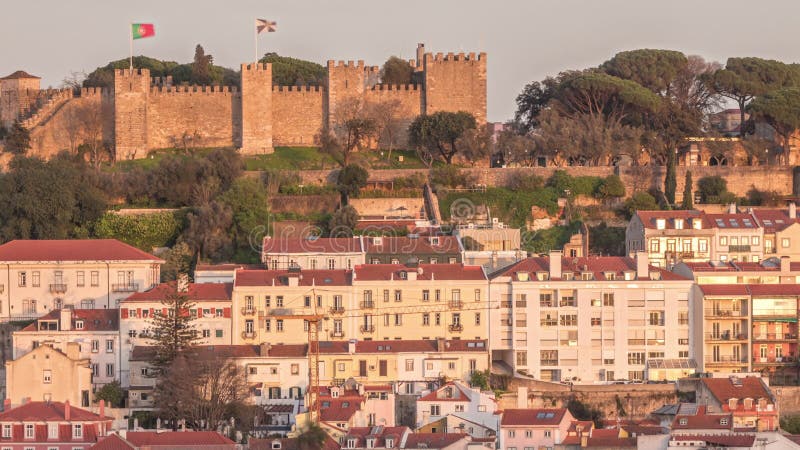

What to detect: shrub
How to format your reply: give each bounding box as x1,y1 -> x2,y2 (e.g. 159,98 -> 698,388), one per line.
623,192 -> 658,219
697,176 -> 728,203
393,173 -> 427,189
597,175 -> 625,198
431,165 -> 469,190
745,188 -> 782,206
508,172 -> 545,191
94,211 -> 184,251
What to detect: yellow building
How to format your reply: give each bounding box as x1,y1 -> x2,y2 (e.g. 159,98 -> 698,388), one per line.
5,343 -> 92,408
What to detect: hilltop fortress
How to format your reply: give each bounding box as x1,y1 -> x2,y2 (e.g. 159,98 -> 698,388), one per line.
0,43 -> 486,159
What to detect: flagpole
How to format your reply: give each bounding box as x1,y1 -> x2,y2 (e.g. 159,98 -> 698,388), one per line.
129,23 -> 133,72
254,19 -> 258,63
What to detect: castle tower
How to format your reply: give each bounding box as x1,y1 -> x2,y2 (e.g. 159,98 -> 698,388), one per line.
326,60 -> 366,128
0,71 -> 41,127
240,63 -> 273,154
423,51 -> 487,123
113,68 -> 150,160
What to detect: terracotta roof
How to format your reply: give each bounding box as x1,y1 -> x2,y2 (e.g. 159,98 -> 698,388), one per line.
353,264 -> 486,281
123,431 -> 234,446
705,213 -> 759,229
635,210 -> 710,230
1,70 -> 40,80
363,236 -> 460,255
501,408 -> 568,426
263,236 -> 363,254
21,309 -> 118,332
747,284 -> 800,296
123,283 -> 232,302
320,397 -> 363,422
682,259 -> 800,273
672,412 -> 733,430
130,345 -> 261,361
265,344 -> 308,357
698,284 -> 750,296
250,436 -> 341,450
345,426 -> 409,448
0,239 -> 162,262
701,377 -> 773,405
195,263 -> 259,271
493,256 -> 687,282
0,401 -> 111,422
581,429 -> 636,448
403,433 -> 468,449
418,383 -> 473,402
89,433 -> 133,450
752,208 -> 800,232
670,434 -> 756,447
235,269 -> 352,287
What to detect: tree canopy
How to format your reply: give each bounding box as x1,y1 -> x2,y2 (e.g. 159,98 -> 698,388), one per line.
409,111 -> 477,164
380,56 -> 414,85
749,87 -> 800,164
260,52 -> 327,86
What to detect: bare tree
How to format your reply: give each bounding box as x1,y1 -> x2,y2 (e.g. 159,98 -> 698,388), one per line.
74,102 -> 109,167
319,97 -> 376,167
59,105 -> 84,155
456,123 -> 494,166
366,99 -> 403,158
61,71 -> 86,94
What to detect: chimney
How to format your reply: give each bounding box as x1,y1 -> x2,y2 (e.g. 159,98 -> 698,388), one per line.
781,256 -> 791,273
133,418 -> 139,430
549,251 -> 562,279
260,342 -> 271,356
437,337 -> 446,352
99,399 -> 105,419
3,399 -> 10,411
516,387 -> 528,408
635,252 -> 649,279
177,273 -> 189,293
728,203 -> 737,214
416,43 -> 425,67
791,202 -> 797,220
348,339 -> 356,354
64,400 -> 71,421
60,308 -> 72,331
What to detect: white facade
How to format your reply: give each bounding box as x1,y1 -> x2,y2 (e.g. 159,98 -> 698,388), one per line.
416,381 -> 498,433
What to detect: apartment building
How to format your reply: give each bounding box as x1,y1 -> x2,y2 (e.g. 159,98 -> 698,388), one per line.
751,203 -> 800,258
626,210 -> 764,268
0,401 -> 113,450
5,344 -> 92,407
490,252 -> 694,383
0,240 -> 162,319
337,427 -> 474,450
499,408 -> 574,450
12,309 -> 120,388
695,376 -> 778,431
363,235 -> 462,265
416,381 -> 498,438
262,236 -> 364,270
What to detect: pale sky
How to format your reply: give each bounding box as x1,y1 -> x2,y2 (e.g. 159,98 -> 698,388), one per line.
2,0 -> 800,122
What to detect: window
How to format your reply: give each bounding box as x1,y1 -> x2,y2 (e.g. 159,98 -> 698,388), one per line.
474,289 -> 481,301
291,364 -> 300,375
628,352 -> 645,365
264,296 -> 271,308
43,370 -> 52,383
422,313 -> 430,326
304,296 -> 311,307
422,290 -> 430,301
720,236 -> 728,246
753,236 -> 760,245
245,320 -> 254,333
406,359 -> 414,371
591,317 -> 601,326
435,289 -> 441,301
383,290 -> 390,302
276,296 -> 284,307
559,314 -> 577,326
76,271 -> 85,287
540,293 -> 553,307
90,271 -> 99,286
679,351 -> 689,358
516,351 -> 527,366
32,272 -> 40,287
72,424 -> 83,439
508,430 -> 516,438
394,314 -> 402,326
75,319 -> 84,330
91,340 -> 99,353
699,239 -> 708,252
265,319 -> 271,332
216,329 -> 223,338
91,364 -> 99,377
394,290 -> 402,302
544,430 -> 552,438
276,319 -> 284,331
430,405 -> 440,416
25,424 -> 34,439
475,313 -> 481,325
106,364 -> 115,377
2,424 -> 10,438
328,258 -> 335,270
649,240 -> 660,253
435,313 -> 441,325
106,340 -> 114,353
603,293 -> 614,306
48,423 -> 58,439
783,238 -> 791,248
202,329 -> 211,338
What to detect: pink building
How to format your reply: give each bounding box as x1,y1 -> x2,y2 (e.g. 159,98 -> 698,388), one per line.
500,408 -> 574,449
0,401 -> 112,449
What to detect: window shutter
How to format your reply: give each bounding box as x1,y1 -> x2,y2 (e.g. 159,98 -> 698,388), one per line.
121,309 -> 128,319
223,307 -> 231,318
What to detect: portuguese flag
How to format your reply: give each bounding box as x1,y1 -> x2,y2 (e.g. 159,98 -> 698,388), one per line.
131,23 -> 155,40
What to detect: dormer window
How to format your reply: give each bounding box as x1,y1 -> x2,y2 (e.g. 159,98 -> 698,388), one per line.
386,438 -> 394,448
603,272 -> 615,281
400,271 -> 407,280
728,398 -> 737,410
536,272 -> 549,281
580,272 -> 593,281
347,438 -> 357,448
563,272 -> 574,281
271,441 -> 282,450
75,320 -> 84,330
331,389 -> 340,398
623,271 -> 635,281
431,236 -> 440,246
679,418 -> 687,426
693,219 -> 702,229
674,219 -> 684,229
444,387 -> 453,398
656,219 -> 666,230
367,438 -> 375,448
720,418 -> 729,425
649,271 -> 661,280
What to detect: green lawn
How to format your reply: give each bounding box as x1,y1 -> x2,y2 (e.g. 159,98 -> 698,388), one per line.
108,147 -> 221,172
244,147 -> 336,170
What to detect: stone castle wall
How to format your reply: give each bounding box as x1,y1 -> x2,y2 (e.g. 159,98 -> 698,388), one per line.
272,86 -> 325,147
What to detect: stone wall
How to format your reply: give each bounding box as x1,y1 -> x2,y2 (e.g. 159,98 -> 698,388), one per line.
364,84 -> 422,148
272,86 -> 325,146
424,52 -> 487,123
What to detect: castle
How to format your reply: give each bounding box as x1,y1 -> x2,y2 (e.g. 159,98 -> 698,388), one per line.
0,44 -> 486,159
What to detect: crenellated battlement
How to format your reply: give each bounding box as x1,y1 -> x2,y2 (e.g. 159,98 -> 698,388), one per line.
272,85 -> 323,93
79,87 -> 109,97
241,63 -> 271,71
149,85 -> 239,95
115,68 -> 149,76
369,83 -> 420,91
327,60 -> 366,69
426,52 -> 486,62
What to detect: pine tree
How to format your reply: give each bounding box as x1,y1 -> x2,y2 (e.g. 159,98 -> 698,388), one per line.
681,170 -> 694,210
664,151 -> 677,206
148,282 -> 201,369
191,44 -> 213,85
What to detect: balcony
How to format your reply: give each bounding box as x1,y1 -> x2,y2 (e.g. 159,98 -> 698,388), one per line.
329,306 -> 345,315
360,301 -> 375,309
752,333 -> 797,341
449,324 -> 464,332
728,245 -> 752,253
540,360 -> 558,366
754,356 -> 796,365
112,283 -> 139,293
704,356 -> 748,364
500,301 -> 512,308
753,309 -> 796,319
330,330 -> 345,338
449,300 -> 463,310
705,332 -> 748,341
242,331 -> 257,340
360,325 -> 375,334
49,283 -> 67,294
241,308 -> 256,316
666,251 -> 695,259
704,309 -> 745,318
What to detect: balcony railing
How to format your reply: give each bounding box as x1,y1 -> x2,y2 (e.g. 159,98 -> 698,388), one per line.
753,309 -> 796,318
241,308 -> 256,316
360,301 -> 375,309
704,309 -> 745,318
449,301 -> 463,309
666,251 -> 695,259
540,360 -> 558,366
360,325 -> 375,334
752,333 -> 797,341
330,330 -> 345,338
704,356 -> 748,364
754,356 -> 796,365
705,332 -> 748,341
329,306 -> 345,315
500,301 -> 512,308
48,283 -> 67,294
242,331 -> 257,340
112,283 -> 139,293
449,324 -> 464,332
728,245 -> 752,252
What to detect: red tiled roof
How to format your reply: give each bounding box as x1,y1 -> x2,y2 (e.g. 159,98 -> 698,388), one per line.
752,208 -> 800,232
418,383 -> 473,402
363,236 -> 461,255
320,397 -> 362,422
493,256 -> 687,282
195,263 -> 260,271
403,433 -> 467,449
701,377 -> 773,405
124,431 -> 234,446
635,210 -> 710,229
704,213 -> 759,229
130,345 -> 261,361
582,428 -> 637,448
123,283 -> 232,302
0,401 -> 111,422
682,260 -> 800,273
21,309 -> 119,332
235,270 -> 352,287
345,426 -> 409,448
364,385 -> 393,392
266,344 -> 308,357
354,220 -> 418,231
501,408 -> 568,426
89,433 -> 133,450
263,236 -> 363,254
747,284 -> 800,296
670,434 -> 756,447
1,70 -> 40,80
250,436 -> 341,450
0,239 -> 162,262
698,284 -> 750,296
354,264 -> 485,281
672,412 -> 732,430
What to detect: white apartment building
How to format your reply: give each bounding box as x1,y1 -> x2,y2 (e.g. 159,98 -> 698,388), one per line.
0,239 -> 162,319
416,381 -> 498,436
119,282 -> 232,387
262,236 -> 365,270
11,308 -> 121,388
490,252 -> 694,383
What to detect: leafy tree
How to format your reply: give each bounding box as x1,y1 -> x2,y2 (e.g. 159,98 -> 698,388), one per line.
296,423 -> 328,450
496,129 -> 535,167
380,56 -> 413,85
469,370 -> 490,390
664,150 -> 677,205
93,211 -> 184,251
623,191 -> 658,219
781,415 -> 800,434
513,77 -> 560,133
336,164 -> 369,205
321,98 -> 377,167
161,241 -> 195,282
712,57 -> 800,137
409,111 -> 477,164
456,123 -> 494,166
597,175 -> 625,199
697,175 -> 731,203
601,49 -> 689,95
589,224 -> 626,255
148,283 -> 201,369
567,397 -> 603,428
430,165 -> 470,190
94,381 -> 125,407
682,170 -> 694,209
219,178 -> 269,260
749,87 -> 800,165
260,53 -> 327,86
182,201 -> 234,261
328,205 -> 359,237
191,45 -> 213,85
4,120 -> 31,155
